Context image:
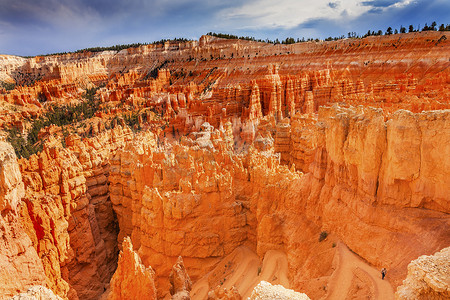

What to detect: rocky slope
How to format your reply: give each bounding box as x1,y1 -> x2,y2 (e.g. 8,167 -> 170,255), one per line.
0,32 -> 448,299
395,247 -> 450,299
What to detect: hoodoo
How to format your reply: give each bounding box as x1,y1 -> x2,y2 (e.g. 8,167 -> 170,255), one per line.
0,31 -> 449,300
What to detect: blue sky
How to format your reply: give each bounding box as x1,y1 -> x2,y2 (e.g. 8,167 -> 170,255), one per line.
0,0 -> 448,56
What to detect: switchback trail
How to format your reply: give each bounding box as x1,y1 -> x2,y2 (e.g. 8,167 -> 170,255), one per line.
326,242 -> 394,300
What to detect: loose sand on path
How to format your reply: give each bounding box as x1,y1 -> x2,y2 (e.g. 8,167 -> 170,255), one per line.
191,242 -> 394,299
326,242 -> 394,300
191,246 -> 289,299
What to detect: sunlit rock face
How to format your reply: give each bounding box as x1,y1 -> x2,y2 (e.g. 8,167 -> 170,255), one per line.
0,31 -> 448,299
108,237 -> 157,300
0,142 -> 47,299
395,247 -> 450,300
11,285 -> 63,300
249,281 -> 310,300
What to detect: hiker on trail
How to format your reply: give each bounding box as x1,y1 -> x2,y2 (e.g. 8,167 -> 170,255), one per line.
381,268 -> 387,280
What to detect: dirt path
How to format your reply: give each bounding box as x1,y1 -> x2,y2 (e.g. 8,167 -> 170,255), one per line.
326,242 -> 394,300
191,246 -> 290,300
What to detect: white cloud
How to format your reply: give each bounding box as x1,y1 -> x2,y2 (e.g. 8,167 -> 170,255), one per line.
218,0 -> 411,29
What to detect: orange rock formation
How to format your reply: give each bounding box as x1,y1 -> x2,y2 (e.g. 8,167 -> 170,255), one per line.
169,256 -> 192,300
108,237 -> 157,300
0,31 -> 448,300
0,142 -> 48,298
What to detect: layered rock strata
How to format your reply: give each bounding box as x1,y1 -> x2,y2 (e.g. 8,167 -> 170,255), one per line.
108,105 -> 449,298
17,127 -> 133,299
0,142 -> 48,298
1,32 -> 448,133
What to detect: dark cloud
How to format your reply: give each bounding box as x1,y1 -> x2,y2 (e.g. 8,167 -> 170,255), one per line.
0,0 -> 244,55
361,0 -> 402,8
0,0 -> 449,56
283,0 -> 450,40
328,2 -> 339,9
356,0 -> 450,30
368,7 -> 383,13
300,18 -> 328,29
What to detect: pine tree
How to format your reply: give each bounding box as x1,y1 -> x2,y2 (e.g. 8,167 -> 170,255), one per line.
431,21 -> 437,30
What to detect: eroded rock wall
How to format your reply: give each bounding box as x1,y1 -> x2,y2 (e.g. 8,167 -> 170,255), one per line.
296,105 -> 450,288
108,123 -> 336,297
17,126 -> 133,299
109,105 -> 449,297
0,142 -> 48,299
109,129 -> 255,295
3,105 -> 447,299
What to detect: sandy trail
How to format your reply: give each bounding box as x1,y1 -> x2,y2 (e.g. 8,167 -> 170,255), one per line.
326,242 -> 394,300
192,242 -> 394,300
191,246 -> 289,300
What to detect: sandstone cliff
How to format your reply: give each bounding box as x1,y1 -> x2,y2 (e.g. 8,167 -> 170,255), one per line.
105,105 -> 449,298
290,105 -> 450,290
395,247 -> 450,300
17,127 -> 134,299
0,142 -> 48,299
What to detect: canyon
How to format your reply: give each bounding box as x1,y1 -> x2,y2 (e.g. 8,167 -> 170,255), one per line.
0,31 -> 449,300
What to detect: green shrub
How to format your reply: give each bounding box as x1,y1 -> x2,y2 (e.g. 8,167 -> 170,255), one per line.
144,60 -> 168,80
6,87 -> 100,158
0,81 -> 16,91
6,127 -> 39,159
319,231 -> 328,242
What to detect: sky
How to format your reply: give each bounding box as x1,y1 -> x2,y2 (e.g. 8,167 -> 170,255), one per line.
0,0 -> 448,56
